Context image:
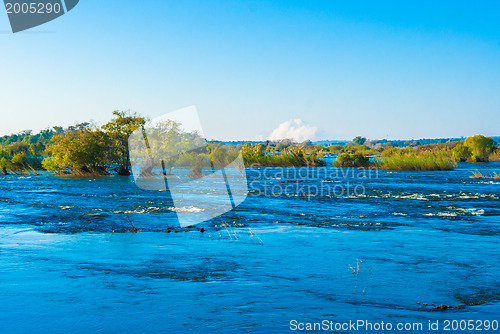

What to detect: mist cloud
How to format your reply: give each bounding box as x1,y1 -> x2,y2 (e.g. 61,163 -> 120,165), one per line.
268,119 -> 318,142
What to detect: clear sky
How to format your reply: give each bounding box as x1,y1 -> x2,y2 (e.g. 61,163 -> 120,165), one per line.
1,0 -> 499,141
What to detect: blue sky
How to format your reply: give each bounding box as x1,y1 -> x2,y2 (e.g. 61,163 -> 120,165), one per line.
1,0 -> 499,141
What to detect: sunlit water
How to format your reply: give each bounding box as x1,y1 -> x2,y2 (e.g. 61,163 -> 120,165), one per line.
0,163 -> 499,333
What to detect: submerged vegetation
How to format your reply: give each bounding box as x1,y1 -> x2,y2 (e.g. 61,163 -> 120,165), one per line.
470,171 -> 500,179
0,114 -> 498,176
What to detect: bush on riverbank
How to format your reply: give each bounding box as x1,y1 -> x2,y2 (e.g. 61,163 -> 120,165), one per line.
452,144 -> 472,162
463,135 -> 494,162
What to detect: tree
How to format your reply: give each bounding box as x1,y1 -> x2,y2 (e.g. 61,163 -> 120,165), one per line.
452,144 -> 472,162
29,142 -> 45,156
102,111 -> 145,175
0,157 -> 8,174
307,149 -> 326,167
178,151 -> 210,178
41,157 -> 59,171
50,128 -> 111,174
209,144 -> 231,167
353,136 -> 367,145
327,145 -> 343,153
7,142 -> 29,156
11,152 -> 27,168
464,135 -> 494,162
128,118 -> 209,177
147,119 -> 195,174
335,153 -> 370,168
0,149 -> 9,160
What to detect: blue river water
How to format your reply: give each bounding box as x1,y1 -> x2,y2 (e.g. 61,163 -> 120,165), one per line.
0,163 -> 499,333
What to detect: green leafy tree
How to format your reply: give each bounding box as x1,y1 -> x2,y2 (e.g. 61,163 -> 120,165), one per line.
0,149 -> 9,160
307,149 -> 326,167
464,135 -> 494,162
128,118 -> 208,177
50,128 -> 111,174
146,119 -> 197,174
0,157 -> 8,174
327,145 -> 343,153
452,144 -> 472,162
177,152 -> 210,178
335,153 -> 370,168
29,142 -> 46,156
7,142 -> 29,156
353,136 -> 367,145
102,111 -> 145,175
41,157 -> 59,171
209,144 -> 232,167
11,152 -> 27,168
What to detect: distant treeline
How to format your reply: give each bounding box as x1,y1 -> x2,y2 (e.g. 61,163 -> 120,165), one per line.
0,113 -> 499,175
237,136 -> 500,149
255,135 -> 500,170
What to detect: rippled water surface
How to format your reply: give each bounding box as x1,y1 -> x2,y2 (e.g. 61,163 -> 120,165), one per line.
0,163 -> 499,333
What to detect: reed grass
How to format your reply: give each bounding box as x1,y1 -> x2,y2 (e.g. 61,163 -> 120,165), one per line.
470,171 -> 500,179
378,153 -> 456,171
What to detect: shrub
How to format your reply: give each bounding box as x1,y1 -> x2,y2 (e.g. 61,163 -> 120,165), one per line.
327,145 -> 343,153
489,148 -> 500,162
464,135 -> 494,162
11,152 -> 26,167
353,136 -> 367,145
334,153 -> 370,168
379,153 -> 455,171
42,157 -> 59,171
0,157 -> 8,174
452,144 -> 472,162
306,150 -> 326,167
50,128 -> 111,174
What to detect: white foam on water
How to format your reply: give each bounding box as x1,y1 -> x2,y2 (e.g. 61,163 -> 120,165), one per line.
169,206 -> 205,213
